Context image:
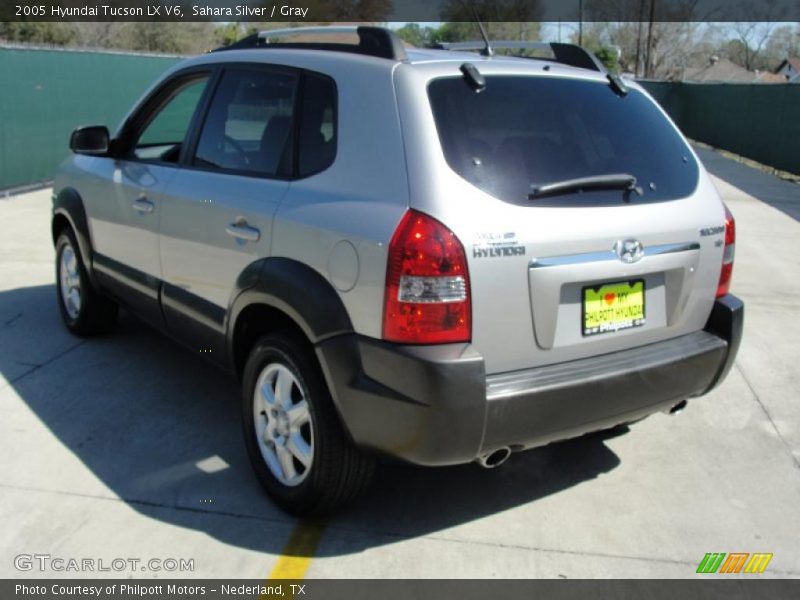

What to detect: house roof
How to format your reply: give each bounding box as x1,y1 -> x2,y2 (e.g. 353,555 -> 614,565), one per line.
756,71 -> 789,83
683,57 -> 759,83
774,57 -> 800,74
684,57 -> 787,83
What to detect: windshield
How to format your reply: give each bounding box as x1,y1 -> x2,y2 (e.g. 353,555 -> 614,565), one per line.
427,75 -> 699,205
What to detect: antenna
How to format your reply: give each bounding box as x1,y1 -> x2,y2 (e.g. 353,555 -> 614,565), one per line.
472,7 -> 493,57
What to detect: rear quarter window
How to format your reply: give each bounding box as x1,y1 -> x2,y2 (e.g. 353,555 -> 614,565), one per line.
297,72 -> 337,177
427,75 -> 699,206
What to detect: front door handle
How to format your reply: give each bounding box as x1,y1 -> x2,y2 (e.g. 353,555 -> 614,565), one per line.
226,219 -> 260,242
132,198 -> 155,214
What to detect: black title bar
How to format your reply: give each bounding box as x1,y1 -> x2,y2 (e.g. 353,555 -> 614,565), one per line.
4,579 -> 800,600
3,0 -> 800,22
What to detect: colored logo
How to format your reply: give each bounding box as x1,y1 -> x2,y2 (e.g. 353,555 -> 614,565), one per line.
696,553 -> 773,574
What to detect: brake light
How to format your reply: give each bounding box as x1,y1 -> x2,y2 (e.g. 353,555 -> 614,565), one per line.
716,204 -> 736,298
383,210 -> 471,344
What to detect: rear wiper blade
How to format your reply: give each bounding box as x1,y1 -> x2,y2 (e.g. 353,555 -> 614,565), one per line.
529,173 -> 643,201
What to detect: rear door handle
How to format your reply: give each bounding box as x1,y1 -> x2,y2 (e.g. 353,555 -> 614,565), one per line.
226,220 -> 260,242
132,198 -> 155,214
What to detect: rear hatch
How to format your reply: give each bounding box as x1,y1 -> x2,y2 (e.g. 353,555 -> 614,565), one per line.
398,66 -> 727,374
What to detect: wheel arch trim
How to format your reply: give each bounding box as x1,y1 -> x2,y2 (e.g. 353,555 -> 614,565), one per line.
52,187 -> 96,285
226,257 -> 354,366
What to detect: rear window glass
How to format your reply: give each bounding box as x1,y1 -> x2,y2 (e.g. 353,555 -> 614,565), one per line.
428,76 -> 698,205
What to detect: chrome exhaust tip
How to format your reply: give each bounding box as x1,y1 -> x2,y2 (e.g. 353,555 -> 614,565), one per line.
669,400 -> 688,414
476,447 -> 512,469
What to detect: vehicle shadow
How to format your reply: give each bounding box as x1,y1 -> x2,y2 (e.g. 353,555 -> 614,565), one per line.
694,145 -> 800,222
1,284 -> 622,557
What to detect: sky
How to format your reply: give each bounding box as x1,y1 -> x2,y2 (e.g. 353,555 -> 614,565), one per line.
388,22 -> 599,43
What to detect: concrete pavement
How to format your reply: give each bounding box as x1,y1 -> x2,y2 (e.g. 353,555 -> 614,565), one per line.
1,147 -> 799,579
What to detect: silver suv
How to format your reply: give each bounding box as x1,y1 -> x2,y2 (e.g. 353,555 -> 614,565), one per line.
52,26 -> 743,515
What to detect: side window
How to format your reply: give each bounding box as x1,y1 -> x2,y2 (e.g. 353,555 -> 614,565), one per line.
298,73 -> 337,177
193,68 -> 298,177
131,76 -> 209,163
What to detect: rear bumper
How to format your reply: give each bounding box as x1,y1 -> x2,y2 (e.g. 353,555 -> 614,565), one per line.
316,294 -> 743,466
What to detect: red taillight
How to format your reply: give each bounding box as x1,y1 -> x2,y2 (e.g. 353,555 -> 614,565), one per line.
716,204 -> 736,298
383,210 -> 471,344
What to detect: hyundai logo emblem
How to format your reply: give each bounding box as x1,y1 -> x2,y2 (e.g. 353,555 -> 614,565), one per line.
614,239 -> 644,263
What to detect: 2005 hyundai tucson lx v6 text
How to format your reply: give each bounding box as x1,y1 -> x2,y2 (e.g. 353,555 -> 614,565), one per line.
51,26 -> 743,515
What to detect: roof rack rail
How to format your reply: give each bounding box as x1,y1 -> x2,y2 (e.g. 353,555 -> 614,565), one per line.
211,25 -> 408,62
431,41 -> 605,73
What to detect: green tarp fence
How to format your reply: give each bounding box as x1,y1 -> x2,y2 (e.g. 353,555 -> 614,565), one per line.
639,80 -> 800,175
2,47 -> 799,189
0,46 -> 181,190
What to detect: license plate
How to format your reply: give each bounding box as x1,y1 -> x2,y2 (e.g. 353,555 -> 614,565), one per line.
582,280 -> 646,336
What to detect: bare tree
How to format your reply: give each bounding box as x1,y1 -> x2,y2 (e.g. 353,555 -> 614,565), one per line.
572,20 -> 706,79
294,0 -> 392,21
727,21 -> 777,70
72,23 -> 126,49
439,0 -> 543,23
762,24 -> 800,69
712,0 -> 787,70
580,0 -> 705,78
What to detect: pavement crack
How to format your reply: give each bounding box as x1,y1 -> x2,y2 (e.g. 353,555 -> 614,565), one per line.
14,360 -> 42,368
735,361 -> 800,470
7,340 -> 87,386
4,312 -> 23,326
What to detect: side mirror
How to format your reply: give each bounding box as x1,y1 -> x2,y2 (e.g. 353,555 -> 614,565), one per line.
70,126 -> 110,156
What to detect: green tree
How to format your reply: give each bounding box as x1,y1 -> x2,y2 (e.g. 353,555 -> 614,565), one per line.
430,22 -> 477,44
394,23 -> 437,48
117,22 -> 218,54
215,23 -> 260,47
429,21 -> 541,45
0,22 -> 77,45
593,46 -> 621,73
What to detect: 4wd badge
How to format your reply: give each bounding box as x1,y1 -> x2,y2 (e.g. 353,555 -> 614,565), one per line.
473,232 -> 525,258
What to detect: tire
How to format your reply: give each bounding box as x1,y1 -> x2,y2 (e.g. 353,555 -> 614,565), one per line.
242,333 -> 374,515
55,228 -> 118,337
